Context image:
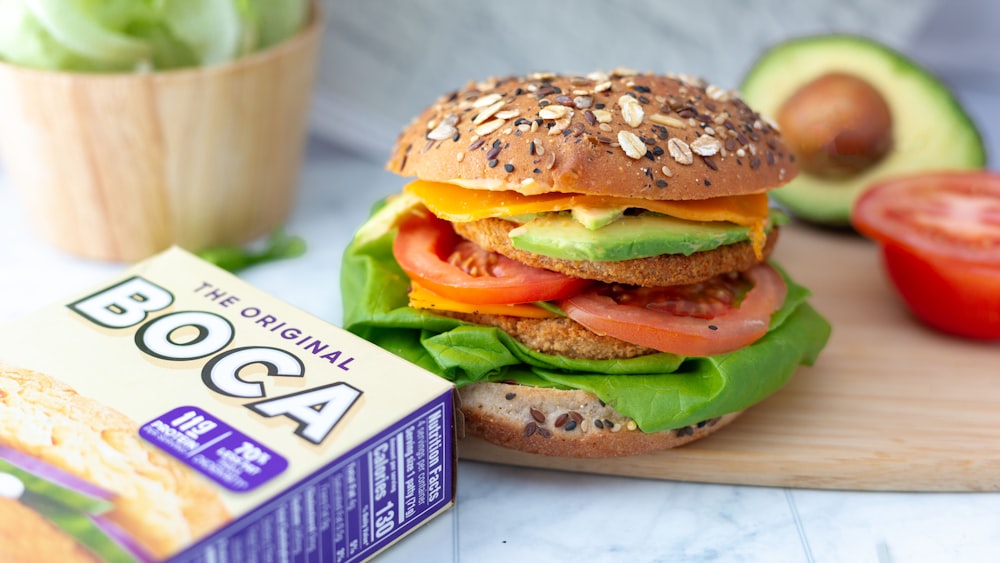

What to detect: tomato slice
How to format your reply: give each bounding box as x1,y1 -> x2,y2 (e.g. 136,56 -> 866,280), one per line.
852,171 -> 1000,340
559,264 -> 787,356
852,171 -> 1000,265
393,213 -> 591,305
880,243 -> 1000,339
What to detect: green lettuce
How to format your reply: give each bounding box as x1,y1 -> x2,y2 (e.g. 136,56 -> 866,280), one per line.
341,214 -> 831,433
0,0 -> 309,72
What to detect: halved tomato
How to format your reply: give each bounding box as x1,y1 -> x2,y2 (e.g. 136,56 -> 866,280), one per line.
558,264 -> 787,357
852,171 -> 1000,339
393,213 -> 591,305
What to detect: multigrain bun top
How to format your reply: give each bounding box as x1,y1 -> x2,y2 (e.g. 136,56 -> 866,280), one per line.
387,69 -> 798,201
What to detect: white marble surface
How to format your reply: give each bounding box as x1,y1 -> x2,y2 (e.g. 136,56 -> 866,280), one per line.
3,128 -> 1000,562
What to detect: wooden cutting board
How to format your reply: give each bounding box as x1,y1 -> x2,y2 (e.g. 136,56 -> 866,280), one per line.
457,221 -> 1000,492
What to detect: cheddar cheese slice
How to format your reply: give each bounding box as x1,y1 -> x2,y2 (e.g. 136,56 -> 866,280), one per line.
405,180 -> 768,226
405,180 -> 771,258
408,281 -> 558,319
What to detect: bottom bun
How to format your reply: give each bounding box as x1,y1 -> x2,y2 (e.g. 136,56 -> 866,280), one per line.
458,382 -> 741,458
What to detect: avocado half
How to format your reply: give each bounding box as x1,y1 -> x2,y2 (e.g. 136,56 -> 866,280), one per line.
740,34 -> 986,225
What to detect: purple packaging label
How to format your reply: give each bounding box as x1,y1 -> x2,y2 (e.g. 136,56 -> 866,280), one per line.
169,390 -> 454,563
141,406 -> 288,493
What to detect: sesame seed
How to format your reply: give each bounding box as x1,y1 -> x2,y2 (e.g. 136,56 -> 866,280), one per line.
504,163 -> 515,173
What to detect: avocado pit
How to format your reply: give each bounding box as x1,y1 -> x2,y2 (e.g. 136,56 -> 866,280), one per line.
776,72 -> 893,178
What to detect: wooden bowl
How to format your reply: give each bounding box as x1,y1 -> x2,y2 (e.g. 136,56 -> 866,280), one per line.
0,4 -> 323,262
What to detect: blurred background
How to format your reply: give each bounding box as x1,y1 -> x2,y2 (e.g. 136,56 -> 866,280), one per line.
311,0 -> 998,163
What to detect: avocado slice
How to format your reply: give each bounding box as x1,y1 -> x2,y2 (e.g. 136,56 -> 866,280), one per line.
740,34 -> 986,225
571,206 -> 625,230
508,211 -> 779,261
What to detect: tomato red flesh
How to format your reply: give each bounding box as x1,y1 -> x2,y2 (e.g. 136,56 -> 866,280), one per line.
393,213 -> 591,305
597,273 -> 751,319
559,264 -> 787,357
853,171 -> 1000,264
881,243 -> 1000,339
852,171 -> 1000,340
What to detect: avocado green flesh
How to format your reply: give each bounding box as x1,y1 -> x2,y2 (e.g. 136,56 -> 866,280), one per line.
740,34 -> 986,225
508,212 -> 758,261
572,206 -> 625,229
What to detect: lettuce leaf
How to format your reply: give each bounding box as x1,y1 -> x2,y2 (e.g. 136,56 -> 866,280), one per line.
341,212 -> 832,433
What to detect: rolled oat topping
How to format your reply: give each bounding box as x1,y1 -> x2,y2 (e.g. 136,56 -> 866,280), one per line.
393,69 -> 794,195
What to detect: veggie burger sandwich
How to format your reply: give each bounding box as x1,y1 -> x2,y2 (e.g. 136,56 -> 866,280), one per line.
342,69 -> 831,458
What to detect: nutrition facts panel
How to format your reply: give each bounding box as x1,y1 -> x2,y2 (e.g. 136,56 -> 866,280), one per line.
173,392 -> 454,563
